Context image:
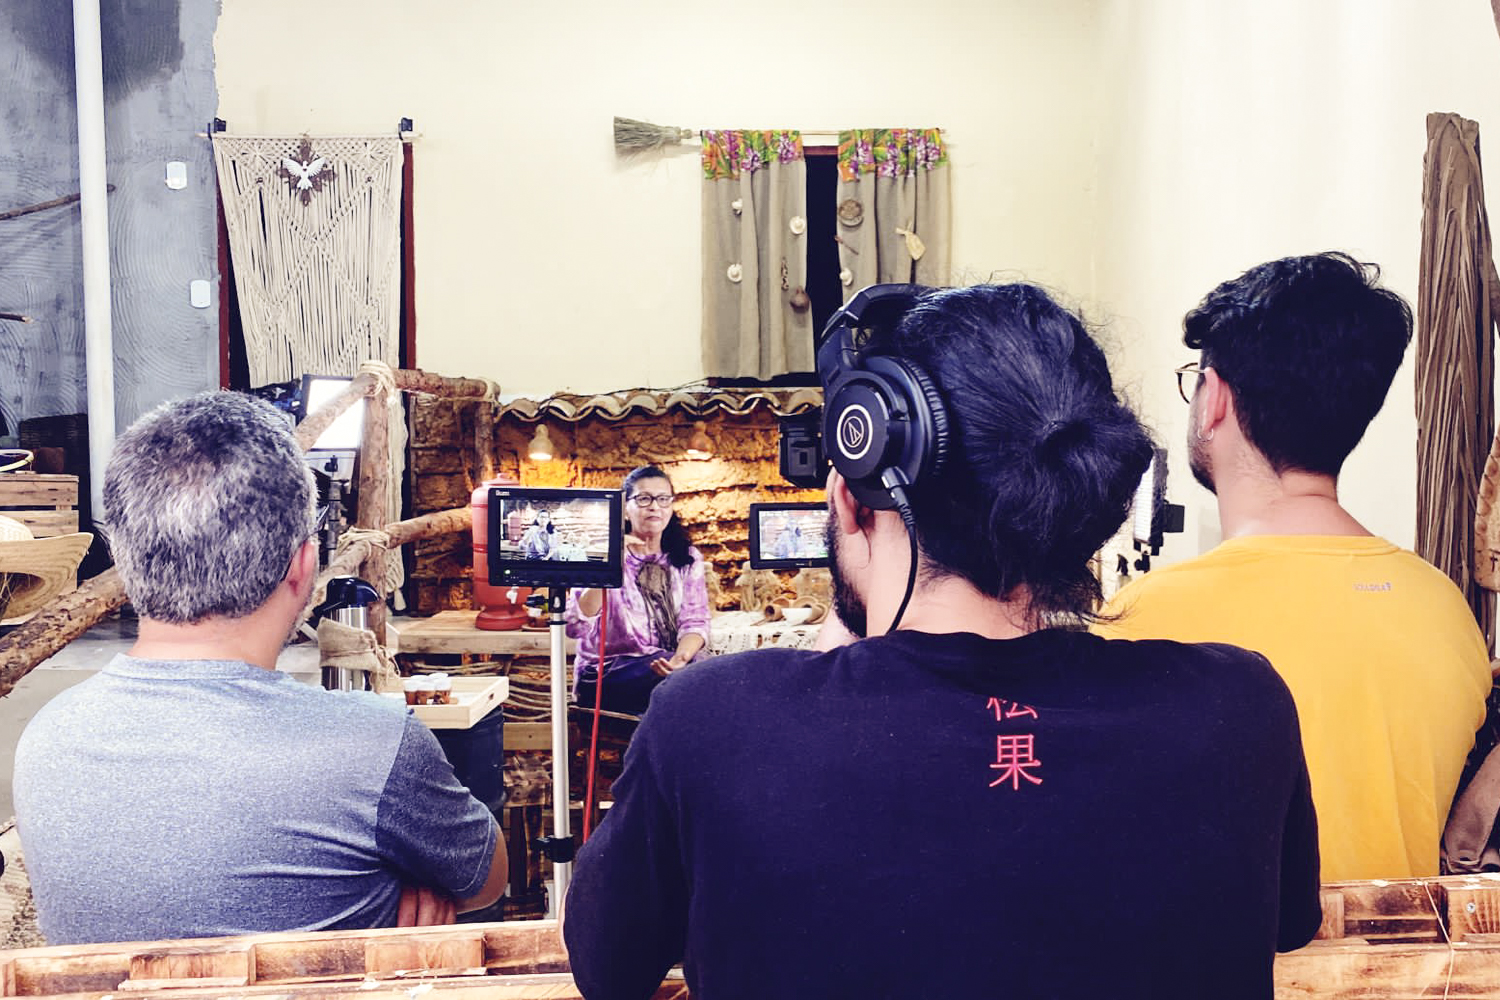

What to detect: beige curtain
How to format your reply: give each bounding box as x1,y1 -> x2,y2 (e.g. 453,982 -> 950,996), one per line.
1417,112 -> 1496,651
701,130 -> 813,379
835,129 -> 951,298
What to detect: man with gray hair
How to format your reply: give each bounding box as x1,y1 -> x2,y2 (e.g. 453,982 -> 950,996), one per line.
13,392 -> 506,944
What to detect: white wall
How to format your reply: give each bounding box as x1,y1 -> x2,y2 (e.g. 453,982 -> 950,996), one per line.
217,0 -> 1500,550
1092,0 -> 1500,552
214,0 -> 1104,398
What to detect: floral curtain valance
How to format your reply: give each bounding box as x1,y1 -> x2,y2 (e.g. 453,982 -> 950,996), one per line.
837,128 -> 947,182
835,126 -> 951,298
700,129 -> 805,180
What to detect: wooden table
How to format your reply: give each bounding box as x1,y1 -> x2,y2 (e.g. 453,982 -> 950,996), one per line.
386,610 -> 576,656
386,611 -> 572,755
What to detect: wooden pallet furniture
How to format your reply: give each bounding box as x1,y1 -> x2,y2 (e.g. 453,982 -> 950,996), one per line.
0,920 -> 686,999
1278,874 -> 1500,995
0,474 -> 79,540
7,877 -> 1500,997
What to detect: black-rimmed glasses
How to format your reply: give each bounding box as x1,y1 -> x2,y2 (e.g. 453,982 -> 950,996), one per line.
630,493 -> 676,508
1173,363 -> 1204,404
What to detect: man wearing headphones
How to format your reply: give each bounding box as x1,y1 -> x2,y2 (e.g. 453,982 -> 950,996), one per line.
564,285 -> 1321,998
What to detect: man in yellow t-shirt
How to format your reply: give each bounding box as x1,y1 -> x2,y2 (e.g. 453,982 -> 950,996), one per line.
1098,252 -> 1491,883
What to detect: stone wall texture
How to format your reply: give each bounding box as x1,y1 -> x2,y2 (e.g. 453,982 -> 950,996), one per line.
408,397 -> 824,615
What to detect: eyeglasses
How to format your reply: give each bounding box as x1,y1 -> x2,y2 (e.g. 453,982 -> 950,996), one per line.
1172,362 -> 1204,404
630,493 -> 676,508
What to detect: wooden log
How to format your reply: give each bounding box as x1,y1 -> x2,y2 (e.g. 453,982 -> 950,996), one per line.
0,569 -> 126,699
387,507 -> 472,548
317,508 -> 473,595
391,369 -> 492,399
356,379 -> 392,642
295,374 -> 376,453
475,400 -> 497,484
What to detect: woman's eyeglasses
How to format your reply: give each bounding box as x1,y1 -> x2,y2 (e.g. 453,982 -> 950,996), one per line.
1173,363 -> 1204,404
630,493 -> 676,508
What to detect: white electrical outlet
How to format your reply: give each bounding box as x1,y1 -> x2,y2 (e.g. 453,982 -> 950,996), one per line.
189,280 -> 211,308
165,161 -> 187,189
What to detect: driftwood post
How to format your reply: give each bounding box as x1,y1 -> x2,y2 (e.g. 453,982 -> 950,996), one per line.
355,378 -> 392,642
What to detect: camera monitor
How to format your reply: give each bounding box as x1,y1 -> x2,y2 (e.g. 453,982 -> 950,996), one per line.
748,501 -> 831,570
488,487 -> 623,589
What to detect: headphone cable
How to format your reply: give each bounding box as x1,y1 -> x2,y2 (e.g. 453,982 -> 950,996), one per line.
887,482 -> 919,634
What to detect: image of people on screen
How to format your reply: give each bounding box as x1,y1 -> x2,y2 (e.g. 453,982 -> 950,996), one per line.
760,509 -> 830,562
499,498 -> 611,563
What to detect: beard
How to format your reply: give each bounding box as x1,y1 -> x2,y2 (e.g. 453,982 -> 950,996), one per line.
1188,410 -> 1217,495
824,507 -> 869,638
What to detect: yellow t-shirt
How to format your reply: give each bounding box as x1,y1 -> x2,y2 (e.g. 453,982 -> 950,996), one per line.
1096,535 -> 1490,882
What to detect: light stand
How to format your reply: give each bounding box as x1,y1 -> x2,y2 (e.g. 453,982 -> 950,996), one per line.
548,587 -> 574,911
534,587 -> 575,915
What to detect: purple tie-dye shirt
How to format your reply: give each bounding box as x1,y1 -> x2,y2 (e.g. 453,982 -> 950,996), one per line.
567,547 -> 712,679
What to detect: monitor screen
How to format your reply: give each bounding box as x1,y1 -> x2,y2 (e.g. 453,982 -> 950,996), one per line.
298,374 -> 365,452
748,501 -> 830,570
488,487 -> 623,589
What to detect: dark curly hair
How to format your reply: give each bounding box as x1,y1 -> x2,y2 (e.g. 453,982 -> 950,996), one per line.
1183,252 -> 1412,476
859,284 -> 1154,620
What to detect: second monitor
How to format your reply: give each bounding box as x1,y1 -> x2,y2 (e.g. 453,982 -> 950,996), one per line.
748,501 -> 830,570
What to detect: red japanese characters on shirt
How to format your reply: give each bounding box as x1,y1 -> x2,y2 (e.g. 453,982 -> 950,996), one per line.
985,697 -> 1042,789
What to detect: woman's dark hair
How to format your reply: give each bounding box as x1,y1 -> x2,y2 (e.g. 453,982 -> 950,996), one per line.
862,283 -> 1154,621
622,465 -> 694,569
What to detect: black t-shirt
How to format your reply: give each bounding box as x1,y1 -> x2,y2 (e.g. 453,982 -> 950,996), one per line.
564,629 -> 1321,999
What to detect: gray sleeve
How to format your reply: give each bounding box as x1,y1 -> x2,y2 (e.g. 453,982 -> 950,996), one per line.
375,715 -> 499,900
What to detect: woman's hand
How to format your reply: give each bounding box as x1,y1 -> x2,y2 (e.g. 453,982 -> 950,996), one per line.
650,651 -> 688,676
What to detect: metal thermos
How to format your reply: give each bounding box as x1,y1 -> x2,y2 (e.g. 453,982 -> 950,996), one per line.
316,576 -> 381,692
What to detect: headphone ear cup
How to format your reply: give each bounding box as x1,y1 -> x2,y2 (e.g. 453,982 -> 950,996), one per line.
903,361 -> 950,477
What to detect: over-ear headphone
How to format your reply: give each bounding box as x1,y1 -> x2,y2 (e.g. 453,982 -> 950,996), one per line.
816,284 -> 951,511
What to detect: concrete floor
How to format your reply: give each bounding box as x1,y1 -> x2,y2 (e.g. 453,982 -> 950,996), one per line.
0,615 -> 321,818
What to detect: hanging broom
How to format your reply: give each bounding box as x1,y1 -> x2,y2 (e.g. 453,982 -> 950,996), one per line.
613,116 -> 696,154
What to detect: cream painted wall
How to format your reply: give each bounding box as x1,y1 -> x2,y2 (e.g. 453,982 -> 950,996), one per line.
1092,0 -> 1500,553
214,0 -> 1103,398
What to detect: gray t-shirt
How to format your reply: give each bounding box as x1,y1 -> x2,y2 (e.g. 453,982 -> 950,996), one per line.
13,655 -> 498,944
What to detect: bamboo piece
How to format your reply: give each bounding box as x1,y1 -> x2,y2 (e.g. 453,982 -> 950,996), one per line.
355,376 -> 392,642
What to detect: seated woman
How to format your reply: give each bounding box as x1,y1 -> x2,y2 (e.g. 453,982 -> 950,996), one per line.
520,508 -> 555,560
567,466 -> 711,715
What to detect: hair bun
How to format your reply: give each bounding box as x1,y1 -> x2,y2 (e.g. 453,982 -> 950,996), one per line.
1035,417 -> 1084,459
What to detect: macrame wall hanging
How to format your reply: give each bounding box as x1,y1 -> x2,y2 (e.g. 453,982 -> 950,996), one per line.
212,134 -> 403,385
212,133 -> 408,604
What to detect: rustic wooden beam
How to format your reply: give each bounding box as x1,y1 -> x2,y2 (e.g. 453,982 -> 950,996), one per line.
390,368 -> 492,399
0,569 -> 126,699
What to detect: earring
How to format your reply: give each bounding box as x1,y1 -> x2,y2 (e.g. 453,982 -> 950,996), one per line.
1196,426 -> 1215,443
